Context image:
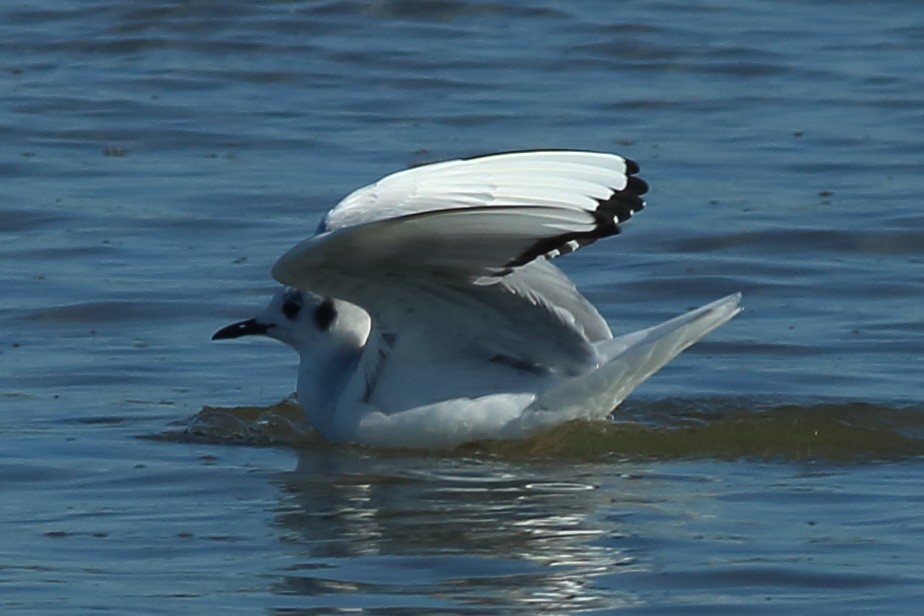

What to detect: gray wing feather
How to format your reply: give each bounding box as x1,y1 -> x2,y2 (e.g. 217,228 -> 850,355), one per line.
482,259 -> 612,343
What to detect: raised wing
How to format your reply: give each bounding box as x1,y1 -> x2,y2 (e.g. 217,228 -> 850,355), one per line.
273,150 -> 646,373
319,150 -> 647,261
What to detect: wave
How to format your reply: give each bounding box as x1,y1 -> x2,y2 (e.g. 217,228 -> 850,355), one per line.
153,397 -> 924,463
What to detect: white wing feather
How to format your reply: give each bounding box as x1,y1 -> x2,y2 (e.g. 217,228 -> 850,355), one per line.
320,150 -> 645,232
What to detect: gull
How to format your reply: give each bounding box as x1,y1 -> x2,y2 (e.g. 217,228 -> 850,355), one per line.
213,150 -> 741,449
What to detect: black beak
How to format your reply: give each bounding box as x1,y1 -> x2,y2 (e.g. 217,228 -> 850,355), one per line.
211,318 -> 272,341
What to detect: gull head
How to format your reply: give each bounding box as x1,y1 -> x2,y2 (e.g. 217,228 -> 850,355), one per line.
212,287 -> 370,354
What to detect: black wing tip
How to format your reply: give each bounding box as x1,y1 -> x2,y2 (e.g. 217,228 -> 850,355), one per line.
503,156 -> 648,270
595,167 -> 649,223
624,157 -> 640,176
627,175 -> 649,195
596,191 -> 646,224
505,222 -> 623,270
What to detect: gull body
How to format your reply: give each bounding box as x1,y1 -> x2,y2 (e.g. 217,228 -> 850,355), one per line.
213,150 -> 741,449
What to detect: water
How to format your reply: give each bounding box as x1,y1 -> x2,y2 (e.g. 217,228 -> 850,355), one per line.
2,0 -> 923,613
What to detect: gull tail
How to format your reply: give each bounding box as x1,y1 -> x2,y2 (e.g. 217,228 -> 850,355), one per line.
512,293 -> 743,435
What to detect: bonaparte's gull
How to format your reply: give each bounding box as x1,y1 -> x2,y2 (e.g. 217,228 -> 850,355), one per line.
213,150 -> 741,448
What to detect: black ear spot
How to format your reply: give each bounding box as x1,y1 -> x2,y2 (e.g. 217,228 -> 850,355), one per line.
314,297 -> 337,331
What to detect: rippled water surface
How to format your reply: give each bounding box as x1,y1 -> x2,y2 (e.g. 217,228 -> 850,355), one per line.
2,1 -> 923,613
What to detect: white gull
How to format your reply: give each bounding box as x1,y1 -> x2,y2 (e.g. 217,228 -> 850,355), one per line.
213,150 -> 741,448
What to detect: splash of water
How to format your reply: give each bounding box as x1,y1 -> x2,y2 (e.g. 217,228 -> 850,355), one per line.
158,398 -> 924,462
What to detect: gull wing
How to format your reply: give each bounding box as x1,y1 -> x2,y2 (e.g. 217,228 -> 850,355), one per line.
491,258 -> 613,344
273,151 -> 646,373
320,150 -> 647,240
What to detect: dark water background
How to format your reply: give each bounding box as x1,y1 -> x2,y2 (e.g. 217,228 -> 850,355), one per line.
2,1 -> 923,613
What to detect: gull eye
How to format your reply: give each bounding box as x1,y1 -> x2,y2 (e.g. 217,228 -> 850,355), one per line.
314,297 -> 337,331
281,300 -> 301,320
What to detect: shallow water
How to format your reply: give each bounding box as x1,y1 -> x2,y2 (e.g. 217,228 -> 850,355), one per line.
2,0 -> 923,613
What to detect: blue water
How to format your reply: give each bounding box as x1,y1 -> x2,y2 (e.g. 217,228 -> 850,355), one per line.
2,1 -> 923,613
